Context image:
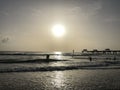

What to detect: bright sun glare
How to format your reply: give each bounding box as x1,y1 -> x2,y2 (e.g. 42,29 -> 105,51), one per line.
52,24 -> 65,37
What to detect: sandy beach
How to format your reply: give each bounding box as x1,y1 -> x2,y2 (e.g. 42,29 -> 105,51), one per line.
0,69 -> 120,90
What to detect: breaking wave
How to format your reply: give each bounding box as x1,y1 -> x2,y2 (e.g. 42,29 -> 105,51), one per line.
0,64 -> 120,73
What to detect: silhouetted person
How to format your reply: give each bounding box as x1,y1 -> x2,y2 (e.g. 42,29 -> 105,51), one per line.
46,55 -> 50,60
89,56 -> 92,61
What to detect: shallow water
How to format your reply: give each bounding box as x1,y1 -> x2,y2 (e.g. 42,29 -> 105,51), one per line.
0,51 -> 120,72
0,70 -> 120,90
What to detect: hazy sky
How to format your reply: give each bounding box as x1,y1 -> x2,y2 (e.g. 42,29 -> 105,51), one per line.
0,0 -> 120,52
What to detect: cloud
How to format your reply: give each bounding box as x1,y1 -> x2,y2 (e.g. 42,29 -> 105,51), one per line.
85,1 -> 102,16
0,10 -> 9,16
1,37 -> 9,43
103,16 -> 120,22
0,34 -> 10,44
25,7 -> 43,17
65,1 -> 102,18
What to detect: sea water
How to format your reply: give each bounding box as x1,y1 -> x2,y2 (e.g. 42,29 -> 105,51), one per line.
0,51 -> 120,73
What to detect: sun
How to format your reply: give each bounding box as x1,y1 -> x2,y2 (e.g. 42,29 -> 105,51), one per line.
52,24 -> 65,37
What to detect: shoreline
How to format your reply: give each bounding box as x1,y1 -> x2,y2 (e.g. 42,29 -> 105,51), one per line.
0,59 -> 120,73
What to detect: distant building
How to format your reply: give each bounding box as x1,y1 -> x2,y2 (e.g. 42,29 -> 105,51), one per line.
92,49 -> 98,54
82,49 -> 92,55
82,49 -> 88,54
104,48 -> 111,54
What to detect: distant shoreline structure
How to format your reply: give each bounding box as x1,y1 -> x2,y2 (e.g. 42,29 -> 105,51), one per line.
81,48 -> 120,55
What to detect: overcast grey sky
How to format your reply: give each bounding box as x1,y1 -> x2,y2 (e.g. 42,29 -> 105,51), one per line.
0,0 -> 120,52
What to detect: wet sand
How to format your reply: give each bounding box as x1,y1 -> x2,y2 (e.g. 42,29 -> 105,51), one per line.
0,69 -> 120,90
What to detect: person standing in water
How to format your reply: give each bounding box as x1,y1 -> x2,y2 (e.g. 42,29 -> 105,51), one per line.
89,56 -> 92,61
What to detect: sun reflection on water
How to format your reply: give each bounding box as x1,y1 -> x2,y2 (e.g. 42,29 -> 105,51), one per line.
52,71 -> 65,88
50,52 -> 66,88
54,52 -> 62,55
54,52 -> 62,60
